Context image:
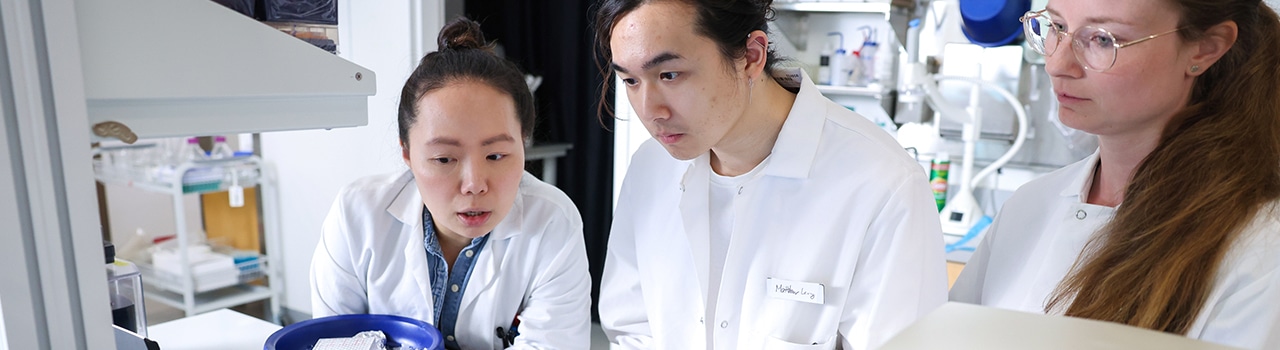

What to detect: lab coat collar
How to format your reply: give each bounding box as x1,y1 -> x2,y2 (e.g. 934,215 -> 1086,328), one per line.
763,68 -> 824,179
678,68 -> 818,181
388,170 -> 424,229
1060,149 -> 1102,198
385,171 -> 435,318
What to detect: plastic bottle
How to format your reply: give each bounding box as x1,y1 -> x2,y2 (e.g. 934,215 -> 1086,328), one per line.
183,137 -> 208,162
105,240 -> 146,337
860,40 -> 877,85
210,136 -> 235,159
874,34 -> 898,87
847,51 -> 864,86
894,19 -> 927,123
930,152 -> 951,211
830,48 -> 849,86
906,19 -> 921,64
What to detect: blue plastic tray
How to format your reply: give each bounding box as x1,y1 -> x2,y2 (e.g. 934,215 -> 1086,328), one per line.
264,314 -> 443,350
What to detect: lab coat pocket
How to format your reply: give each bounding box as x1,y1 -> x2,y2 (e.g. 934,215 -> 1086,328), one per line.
763,335 -> 836,350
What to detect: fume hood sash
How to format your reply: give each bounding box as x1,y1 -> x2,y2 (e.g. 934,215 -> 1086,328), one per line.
76,0 -> 376,139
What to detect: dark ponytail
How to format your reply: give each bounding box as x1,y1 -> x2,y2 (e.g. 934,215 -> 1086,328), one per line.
398,17 -> 535,148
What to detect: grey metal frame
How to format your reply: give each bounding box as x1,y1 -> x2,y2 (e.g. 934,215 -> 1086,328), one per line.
1,0 -> 116,348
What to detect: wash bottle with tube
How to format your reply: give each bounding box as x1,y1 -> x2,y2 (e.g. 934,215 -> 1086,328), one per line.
857,26 -> 877,85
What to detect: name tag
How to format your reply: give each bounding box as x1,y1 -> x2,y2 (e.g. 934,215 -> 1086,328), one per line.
766,277 -> 825,304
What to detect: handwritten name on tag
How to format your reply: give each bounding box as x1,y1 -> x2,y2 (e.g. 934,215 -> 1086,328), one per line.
766,277 -> 825,304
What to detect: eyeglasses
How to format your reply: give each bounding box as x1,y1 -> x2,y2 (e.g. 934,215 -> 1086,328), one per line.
1020,9 -> 1182,72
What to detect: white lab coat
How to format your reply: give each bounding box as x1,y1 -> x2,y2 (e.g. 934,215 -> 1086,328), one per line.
951,151 -> 1280,350
311,170 -> 592,350
600,70 -> 948,350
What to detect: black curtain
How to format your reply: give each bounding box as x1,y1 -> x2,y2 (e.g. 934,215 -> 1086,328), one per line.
464,1 -> 614,321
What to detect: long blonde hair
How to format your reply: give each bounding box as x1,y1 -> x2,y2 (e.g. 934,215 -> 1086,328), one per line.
1045,0 -> 1280,334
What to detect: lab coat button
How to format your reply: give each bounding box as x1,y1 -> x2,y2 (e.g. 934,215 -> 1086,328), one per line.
699,317 -> 704,324
446,335 -> 455,341
720,321 -> 728,328
451,284 -> 460,292
465,250 -> 474,258
1076,209 -> 1087,220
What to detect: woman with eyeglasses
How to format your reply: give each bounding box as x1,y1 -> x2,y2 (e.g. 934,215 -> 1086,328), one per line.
950,0 -> 1280,348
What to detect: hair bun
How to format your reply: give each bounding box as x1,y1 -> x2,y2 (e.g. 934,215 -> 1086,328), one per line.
438,17 -> 491,52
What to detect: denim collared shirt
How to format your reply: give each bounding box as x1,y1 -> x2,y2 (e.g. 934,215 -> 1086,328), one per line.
423,208 -> 489,350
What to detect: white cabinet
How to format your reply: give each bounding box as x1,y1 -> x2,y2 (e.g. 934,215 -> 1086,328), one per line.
94,150 -> 282,322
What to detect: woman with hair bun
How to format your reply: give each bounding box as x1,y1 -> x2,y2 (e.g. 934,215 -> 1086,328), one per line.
311,17 -> 591,350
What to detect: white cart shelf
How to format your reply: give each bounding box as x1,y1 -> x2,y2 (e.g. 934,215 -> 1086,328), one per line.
95,153 -> 283,323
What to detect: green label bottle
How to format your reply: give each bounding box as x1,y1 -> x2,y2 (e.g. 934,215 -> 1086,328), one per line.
930,153 -> 950,211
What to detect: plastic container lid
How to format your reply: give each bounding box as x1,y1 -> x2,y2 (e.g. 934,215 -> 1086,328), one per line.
264,314 -> 444,350
959,0 -> 1031,47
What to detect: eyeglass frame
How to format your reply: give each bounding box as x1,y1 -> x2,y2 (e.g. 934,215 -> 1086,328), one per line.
1019,9 -> 1184,72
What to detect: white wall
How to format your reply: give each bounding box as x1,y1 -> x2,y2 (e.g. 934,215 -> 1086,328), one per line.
104,185 -> 204,244
260,0 -> 444,315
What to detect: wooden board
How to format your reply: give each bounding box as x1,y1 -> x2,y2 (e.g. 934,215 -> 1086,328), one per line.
201,187 -> 260,253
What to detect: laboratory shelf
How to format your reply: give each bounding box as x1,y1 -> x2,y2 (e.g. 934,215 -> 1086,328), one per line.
144,283 -> 274,316
94,156 -> 263,194
773,2 -> 891,14
93,149 -> 283,323
137,255 -> 268,294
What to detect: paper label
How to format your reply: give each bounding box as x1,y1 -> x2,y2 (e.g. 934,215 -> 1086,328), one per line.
766,277 -> 825,304
313,337 -> 380,350
228,185 -> 244,208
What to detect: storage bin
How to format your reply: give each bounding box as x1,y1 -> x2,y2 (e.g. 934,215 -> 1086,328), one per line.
264,314 -> 443,350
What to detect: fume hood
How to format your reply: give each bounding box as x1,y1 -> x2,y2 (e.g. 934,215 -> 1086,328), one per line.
0,0 -> 378,348
77,0 -> 376,141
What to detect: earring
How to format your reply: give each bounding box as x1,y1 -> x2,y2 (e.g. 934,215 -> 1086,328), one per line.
1190,65 -> 1201,73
